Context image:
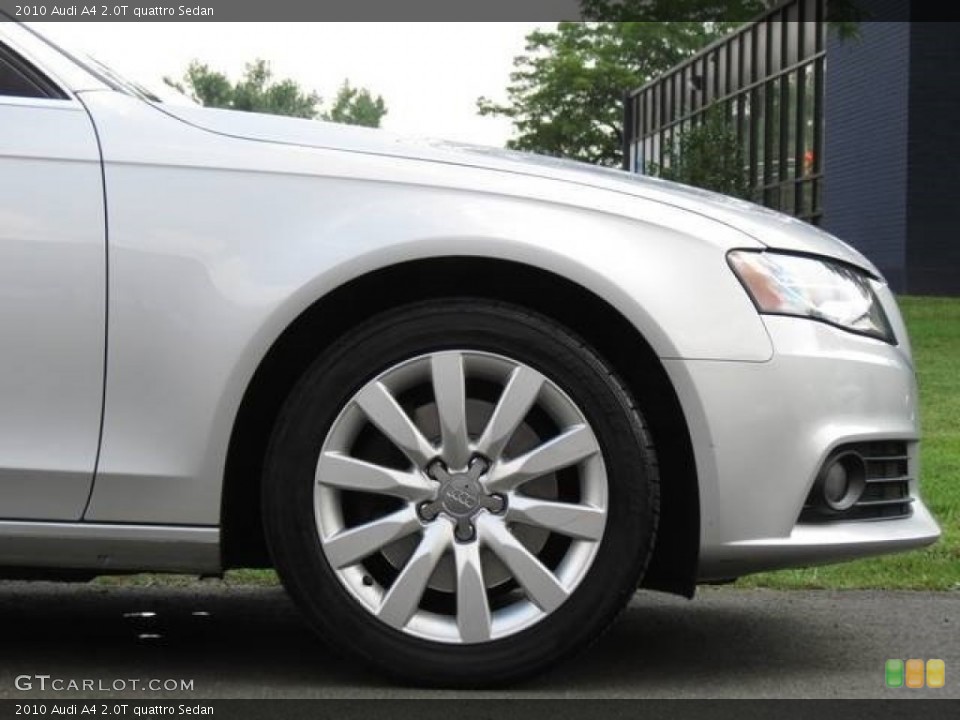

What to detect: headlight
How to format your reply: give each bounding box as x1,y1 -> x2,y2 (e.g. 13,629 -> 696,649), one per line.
728,250 -> 895,343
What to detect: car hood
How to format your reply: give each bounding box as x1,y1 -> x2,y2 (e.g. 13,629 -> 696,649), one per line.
159,104 -> 880,277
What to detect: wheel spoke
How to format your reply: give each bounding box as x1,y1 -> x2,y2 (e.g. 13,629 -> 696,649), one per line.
454,538 -> 492,642
483,424 -> 599,494
323,506 -> 421,569
479,515 -> 568,613
475,365 -> 544,461
378,522 -> 451,629
317,452 -> 436,502
430,352 -> 470,470
355,381 -> 436,468
507,495 -> 605,541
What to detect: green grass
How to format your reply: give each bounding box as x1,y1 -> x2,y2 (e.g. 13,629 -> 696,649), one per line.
738,296 -> 960,590
92,298 -> 960,592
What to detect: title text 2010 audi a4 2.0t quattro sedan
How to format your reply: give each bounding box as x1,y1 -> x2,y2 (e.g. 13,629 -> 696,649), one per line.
0,19 -> 940,685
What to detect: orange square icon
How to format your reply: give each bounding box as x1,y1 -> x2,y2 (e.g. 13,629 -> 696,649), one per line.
905,659 -> 925,688
927,659 -> 946,689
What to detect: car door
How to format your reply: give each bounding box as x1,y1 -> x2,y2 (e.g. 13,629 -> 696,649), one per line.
0,41 -> 106,520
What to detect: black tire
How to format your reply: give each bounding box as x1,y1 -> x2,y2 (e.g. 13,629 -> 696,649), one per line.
262,299 -> 659,686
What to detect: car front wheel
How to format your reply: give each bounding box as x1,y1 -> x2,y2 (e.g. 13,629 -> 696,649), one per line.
263,299 -> 659,685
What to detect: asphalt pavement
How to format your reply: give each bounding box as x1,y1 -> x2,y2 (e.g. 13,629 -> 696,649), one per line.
0,581 -> 956,698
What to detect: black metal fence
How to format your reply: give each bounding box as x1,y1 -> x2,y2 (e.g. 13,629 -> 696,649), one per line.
624,0 -> 827,223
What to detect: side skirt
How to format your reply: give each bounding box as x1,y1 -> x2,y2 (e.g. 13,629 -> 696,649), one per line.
0,521 -> 220,575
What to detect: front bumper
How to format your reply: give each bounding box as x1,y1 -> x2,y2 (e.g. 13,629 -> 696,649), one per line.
664,308 -> 941,582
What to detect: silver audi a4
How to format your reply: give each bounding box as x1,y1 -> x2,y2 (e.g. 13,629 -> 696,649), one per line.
0,20 -> 940,685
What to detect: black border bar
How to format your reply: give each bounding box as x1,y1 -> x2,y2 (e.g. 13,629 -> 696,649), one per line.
1,699 -> 959,720
0,0 -> 936,22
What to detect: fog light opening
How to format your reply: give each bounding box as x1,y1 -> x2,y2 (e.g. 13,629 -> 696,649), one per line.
818,451 -> 867,511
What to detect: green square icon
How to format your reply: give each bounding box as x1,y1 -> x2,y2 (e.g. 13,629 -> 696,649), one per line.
886,659 -> 905,688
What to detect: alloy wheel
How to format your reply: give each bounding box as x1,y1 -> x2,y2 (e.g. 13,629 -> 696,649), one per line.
314,350 -> 608,644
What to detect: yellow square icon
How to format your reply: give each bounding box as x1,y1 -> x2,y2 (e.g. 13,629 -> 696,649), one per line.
927,659 -> 945,689
906,659 -> 925,688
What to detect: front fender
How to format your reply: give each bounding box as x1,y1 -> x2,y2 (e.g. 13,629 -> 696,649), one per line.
82,93 -> 770,526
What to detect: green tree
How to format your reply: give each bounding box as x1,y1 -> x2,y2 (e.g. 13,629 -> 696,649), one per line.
324,80 -> 388,128
649,109 -> 750,198
477,22 -> 740,167
167,59 -> 320,118
165,61 -> 387,127
480,1 -> 860,166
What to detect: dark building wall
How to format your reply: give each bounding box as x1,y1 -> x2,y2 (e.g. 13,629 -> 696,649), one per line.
821,22 -> 911,290
906,23 -> 960,295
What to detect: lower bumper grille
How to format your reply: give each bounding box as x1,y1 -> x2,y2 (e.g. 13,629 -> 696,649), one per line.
800,441 -> 914,523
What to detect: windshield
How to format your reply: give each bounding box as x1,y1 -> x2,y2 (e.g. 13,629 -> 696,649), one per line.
12,20 -> 194,105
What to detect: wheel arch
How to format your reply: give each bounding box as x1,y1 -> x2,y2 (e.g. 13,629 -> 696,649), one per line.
221,256 -> 700,597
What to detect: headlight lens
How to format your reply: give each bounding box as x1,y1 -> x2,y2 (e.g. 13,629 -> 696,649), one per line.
728,250 -> 894,343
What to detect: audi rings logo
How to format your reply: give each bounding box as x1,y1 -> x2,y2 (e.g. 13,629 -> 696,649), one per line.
443,484 -> 478,512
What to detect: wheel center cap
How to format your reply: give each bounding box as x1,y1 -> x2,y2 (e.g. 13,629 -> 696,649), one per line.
439,475 -> 483,517
419,457 -> 506,542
